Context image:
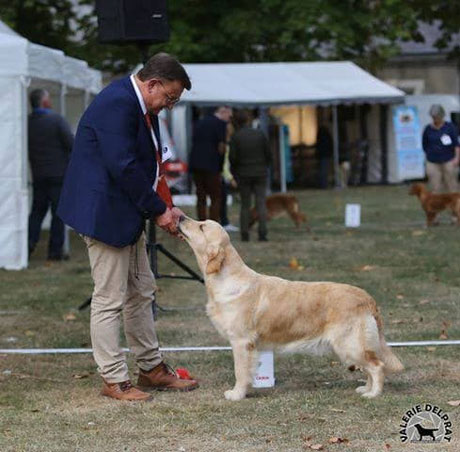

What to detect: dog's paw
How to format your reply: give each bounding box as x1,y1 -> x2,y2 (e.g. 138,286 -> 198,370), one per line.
355,385 -> 369,394
361,391 -> 380,399
224,389 -> 246,401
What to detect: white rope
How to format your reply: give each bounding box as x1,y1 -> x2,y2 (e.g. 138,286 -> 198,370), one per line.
1,341 -> 460,355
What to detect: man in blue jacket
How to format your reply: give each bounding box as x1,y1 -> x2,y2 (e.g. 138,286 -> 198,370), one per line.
58,53 -> 198,401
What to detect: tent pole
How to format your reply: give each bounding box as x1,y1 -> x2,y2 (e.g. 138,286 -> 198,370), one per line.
60,83 -> 70,257
84,90 -> 90,109
332,105 -> 340,188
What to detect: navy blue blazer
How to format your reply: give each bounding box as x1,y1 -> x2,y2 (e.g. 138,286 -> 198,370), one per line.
57,76 -> 167,247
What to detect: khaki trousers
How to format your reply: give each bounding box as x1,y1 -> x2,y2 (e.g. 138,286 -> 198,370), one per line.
83,233 -> 162,383
426,160 -> 459,193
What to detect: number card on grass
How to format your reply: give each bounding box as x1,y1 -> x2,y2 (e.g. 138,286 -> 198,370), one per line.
345,203 -> 361,228
253,350 -> 275,388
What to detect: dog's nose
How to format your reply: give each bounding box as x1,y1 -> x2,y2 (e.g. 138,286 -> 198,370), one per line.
179,215 -> 186,223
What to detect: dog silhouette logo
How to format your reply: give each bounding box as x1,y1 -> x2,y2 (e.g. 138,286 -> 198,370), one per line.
399,403 -> 453,443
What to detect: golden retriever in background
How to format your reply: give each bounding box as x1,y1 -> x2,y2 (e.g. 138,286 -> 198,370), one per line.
409,183 -> 460,227
178,217 -> 403,401
249,193 -> 309,230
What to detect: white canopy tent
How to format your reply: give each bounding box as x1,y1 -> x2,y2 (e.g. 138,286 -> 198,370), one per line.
181,61 -> 405,106
0,20 -> 102,270
171,61 -> 405,191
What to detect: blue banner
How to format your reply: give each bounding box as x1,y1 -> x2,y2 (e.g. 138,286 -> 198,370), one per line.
392,105 -> 425,180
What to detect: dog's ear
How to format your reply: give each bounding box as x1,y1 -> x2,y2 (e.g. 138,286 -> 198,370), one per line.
206,244 -> 225,274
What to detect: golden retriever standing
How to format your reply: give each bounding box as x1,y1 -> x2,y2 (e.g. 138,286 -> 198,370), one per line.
409,183 -> 460,226
249,193 -> 309,230
178,217 -> 403,401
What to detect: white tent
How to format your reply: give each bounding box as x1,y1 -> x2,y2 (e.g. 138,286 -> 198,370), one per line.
180,61 -> 404,106
0,20 -> 102,270
171,61 -> 405,190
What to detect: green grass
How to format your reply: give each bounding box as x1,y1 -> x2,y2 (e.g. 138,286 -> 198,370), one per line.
1,185 -> 459,451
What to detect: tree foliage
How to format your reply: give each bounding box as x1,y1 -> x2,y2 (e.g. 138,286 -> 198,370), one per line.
0,0 -> 458,74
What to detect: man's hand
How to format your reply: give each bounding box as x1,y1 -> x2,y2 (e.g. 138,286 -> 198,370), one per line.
156,208 -> 177,234
170,207 -> 185,224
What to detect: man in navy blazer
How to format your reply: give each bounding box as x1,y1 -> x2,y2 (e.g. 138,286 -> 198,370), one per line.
58,53 -> 198,401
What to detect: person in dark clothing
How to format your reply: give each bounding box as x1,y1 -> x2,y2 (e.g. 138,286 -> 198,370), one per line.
230,110 -> 271,242
422,104 -> 460,193
28,89 -> 74,260
316,125 -> 333,189
189,106 -> 232,221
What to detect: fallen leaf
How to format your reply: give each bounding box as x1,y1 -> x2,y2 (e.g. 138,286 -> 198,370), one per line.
301,434 -> 313,447
384,444 -> 391,450
396,294 -> 404,300
447,400 -> 460,407
359,265 -> 375,271
64,312 -> 76,322
330,408 -> 345,413
412,230 -> 426,236
419,299 -> 430,305
24,330 -> 35,337
73,373 -> 89,379
440,322 -> 449,339
427,347 -> 436,352
289,257 -> 299,269
328,437 -> 349,444
391,319 -> 406,325
310,445 -> 324,451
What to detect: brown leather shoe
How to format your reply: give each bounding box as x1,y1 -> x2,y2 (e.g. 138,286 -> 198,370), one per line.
101,379 -> 152,401
137,362 -> 199,392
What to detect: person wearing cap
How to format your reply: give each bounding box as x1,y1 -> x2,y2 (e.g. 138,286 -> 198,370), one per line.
422,104 -> 460,193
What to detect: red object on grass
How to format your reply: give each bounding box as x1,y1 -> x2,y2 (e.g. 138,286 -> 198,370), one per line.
176,367 -> 192,380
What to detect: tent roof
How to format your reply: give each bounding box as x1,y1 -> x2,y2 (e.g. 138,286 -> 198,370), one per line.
0,20 -> 101,93
181,61 -> 404,107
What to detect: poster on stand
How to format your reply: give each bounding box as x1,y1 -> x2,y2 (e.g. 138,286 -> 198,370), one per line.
392,106 -> 425,180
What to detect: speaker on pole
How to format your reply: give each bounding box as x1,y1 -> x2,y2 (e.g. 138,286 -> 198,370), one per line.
95,0 -> 170,44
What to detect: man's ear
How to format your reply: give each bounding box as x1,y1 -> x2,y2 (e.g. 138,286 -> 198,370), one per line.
206,244 -> 225,274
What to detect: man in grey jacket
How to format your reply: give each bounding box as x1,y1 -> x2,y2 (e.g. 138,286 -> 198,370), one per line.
28,89 -> 74,260
229,110 -> 271,242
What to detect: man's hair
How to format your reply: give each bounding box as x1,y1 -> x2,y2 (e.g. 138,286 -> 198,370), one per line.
137,52 -> 191,90
29,89 -> 47,109
233,109 -> 249,128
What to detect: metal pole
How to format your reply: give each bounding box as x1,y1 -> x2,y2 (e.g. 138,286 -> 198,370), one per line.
2,340 -> 460,354
332,105 -> 340,188
60,83 -> 70,257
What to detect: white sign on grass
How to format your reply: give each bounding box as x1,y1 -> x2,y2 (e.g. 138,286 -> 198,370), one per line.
345,203 -> 361,228
253,350 -> 275,388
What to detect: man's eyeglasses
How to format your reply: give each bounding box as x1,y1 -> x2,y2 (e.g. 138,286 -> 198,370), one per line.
158,81 -> 181,106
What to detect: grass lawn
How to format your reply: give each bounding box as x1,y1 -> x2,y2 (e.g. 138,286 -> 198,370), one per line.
1,185 -> 459,451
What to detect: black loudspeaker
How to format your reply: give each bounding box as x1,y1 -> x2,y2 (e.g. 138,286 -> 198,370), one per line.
95,0 -> 170,44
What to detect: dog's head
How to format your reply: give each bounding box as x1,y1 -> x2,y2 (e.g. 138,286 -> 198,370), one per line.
178,217 -> 230,275
409,183 -> 425,196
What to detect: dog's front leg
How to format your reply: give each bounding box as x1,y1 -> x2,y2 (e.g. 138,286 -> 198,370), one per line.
225,340 -> 255,401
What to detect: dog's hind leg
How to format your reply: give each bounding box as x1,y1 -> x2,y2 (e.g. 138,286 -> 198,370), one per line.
360,351 -> 384,398
225,339 -> 256,401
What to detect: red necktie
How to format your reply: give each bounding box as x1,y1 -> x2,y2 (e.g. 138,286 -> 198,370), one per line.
144,113 -> 173,208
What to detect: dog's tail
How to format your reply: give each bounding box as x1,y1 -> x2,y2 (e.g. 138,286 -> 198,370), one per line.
372,312 -> 404,374
379,337 -> 404,374
364,313 -> 403,374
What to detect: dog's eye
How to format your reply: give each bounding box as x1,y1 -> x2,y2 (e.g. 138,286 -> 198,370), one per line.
199,224 -> 204,231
